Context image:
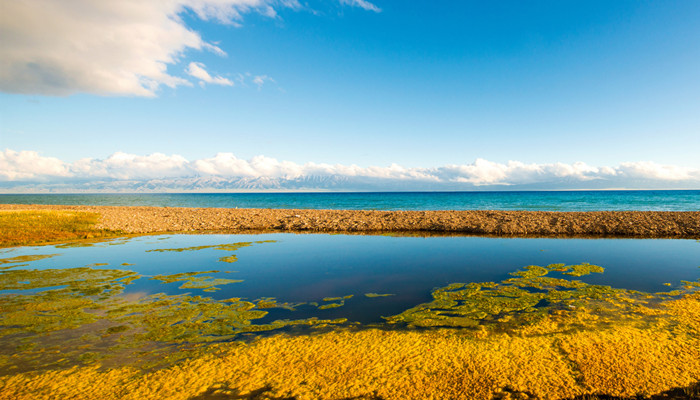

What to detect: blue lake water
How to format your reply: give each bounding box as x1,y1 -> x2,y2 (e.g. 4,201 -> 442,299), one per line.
2,190 -> 699,211
3,233 -> 699,324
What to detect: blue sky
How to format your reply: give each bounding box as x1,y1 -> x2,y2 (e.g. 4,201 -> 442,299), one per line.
1,0 -> 699,190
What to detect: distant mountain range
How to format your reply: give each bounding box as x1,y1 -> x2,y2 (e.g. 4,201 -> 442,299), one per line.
1,174 -> 697,193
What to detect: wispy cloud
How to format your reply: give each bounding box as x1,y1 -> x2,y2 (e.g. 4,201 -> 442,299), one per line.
339,0 -> 381,13
186,62 -> 234,86
252,75 -> 275,89
2,149 -> 699,191
0,0 -> 371,97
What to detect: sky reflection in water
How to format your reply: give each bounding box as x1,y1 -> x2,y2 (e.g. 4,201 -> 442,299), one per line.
3,234 -> 699,324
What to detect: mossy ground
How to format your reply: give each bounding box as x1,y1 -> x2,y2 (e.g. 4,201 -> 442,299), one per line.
0,210 -> 122,247
2,226 -> 700,400
1,306 -> 699,400
0,257 -> 699,399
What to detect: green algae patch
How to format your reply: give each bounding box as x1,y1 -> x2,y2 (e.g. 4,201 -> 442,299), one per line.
318,302 -> 344,310
0,267 -> 138,293
0,264 -> 354,375
218,255 -> 238,263
0,256 -> 699,400
146,240 -> 275,265
0,254 -> 61,266
384,263 -> 681,332
151,271 -> 242,292
146,240 -> 276,253
562,262 -> 605,277
322,295 -> 353,302
365,293 -> 395,298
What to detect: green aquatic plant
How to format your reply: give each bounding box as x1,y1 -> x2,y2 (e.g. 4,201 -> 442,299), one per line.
218,255 -> 238,263
318,302 -> 344,310
322,295 -> 353,302
0,254 -> 60,268
150,271 -> 242,292
0,267 -> 138,293
2,258 -> 699,396
562,262 -> 605,277
146,240 -> 276,253
0,260 -> 354,374
364,293 -> 395,298
384,263 -> 675,332
146,240 -> 275,265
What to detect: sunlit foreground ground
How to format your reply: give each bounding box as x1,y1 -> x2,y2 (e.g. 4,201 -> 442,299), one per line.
1,210 -> 700,399
0,210 -> 122,247
1,258 -> 699,399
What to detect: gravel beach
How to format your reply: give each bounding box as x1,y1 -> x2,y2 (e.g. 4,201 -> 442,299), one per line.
2,204 -> 699,238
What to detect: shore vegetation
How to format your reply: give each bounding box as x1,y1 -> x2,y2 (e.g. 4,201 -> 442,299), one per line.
0,210 -> 122,247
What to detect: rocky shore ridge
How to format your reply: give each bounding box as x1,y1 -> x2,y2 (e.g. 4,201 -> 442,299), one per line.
3,204 -> 699,239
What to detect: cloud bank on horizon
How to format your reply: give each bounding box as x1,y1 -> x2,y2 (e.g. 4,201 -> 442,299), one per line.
0,0 -> 378,97
1,149 -> 698,192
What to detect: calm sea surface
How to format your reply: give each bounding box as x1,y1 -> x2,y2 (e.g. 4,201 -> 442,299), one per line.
1,190 -> 699,211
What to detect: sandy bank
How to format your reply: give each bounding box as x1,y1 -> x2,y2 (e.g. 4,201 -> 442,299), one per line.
2,204 -> 699,239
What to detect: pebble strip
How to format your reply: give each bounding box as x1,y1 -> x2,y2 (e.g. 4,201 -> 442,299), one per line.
2,204 -> 699,238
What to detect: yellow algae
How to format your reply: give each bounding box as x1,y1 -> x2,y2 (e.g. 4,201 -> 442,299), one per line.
146,241 -> 275,253
86,262 -> 109,267
385,263 -> 669,333
146,240 -> 275,265
217,254 -> 238,263
0,267 -> 138,293
364,293 -> 394,298
322,295 -> 353,302
2,318 -> 699,400
1,262 -> 700,399
318,302 -> 344,310
0,254 -> 60,266
562,262 -> 605,277
150,270 -> 242,291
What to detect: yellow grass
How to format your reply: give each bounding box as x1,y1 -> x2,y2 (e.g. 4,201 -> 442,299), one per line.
2,323 -> 698,400
0,210 -> 121,247
2,294 -> 700,399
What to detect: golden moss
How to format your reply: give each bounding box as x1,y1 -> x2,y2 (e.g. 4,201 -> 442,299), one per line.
0,210 -> 122,247
1,317 -> 698,400
1,261 -> 699,399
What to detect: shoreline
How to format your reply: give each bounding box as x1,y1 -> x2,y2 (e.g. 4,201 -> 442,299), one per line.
2,204 -> 699,239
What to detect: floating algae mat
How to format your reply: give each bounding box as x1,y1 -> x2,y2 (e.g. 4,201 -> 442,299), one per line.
1,234 -> 699,399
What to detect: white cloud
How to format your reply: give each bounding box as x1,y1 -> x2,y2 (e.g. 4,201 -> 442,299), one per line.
186,62 -> 234,86
71,152 -> 190,179
339,0 -> 381,12
617,161 -> 696,181
0,0 -> 378,97
2,149 -> 699,190
0,149 -> 70,180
